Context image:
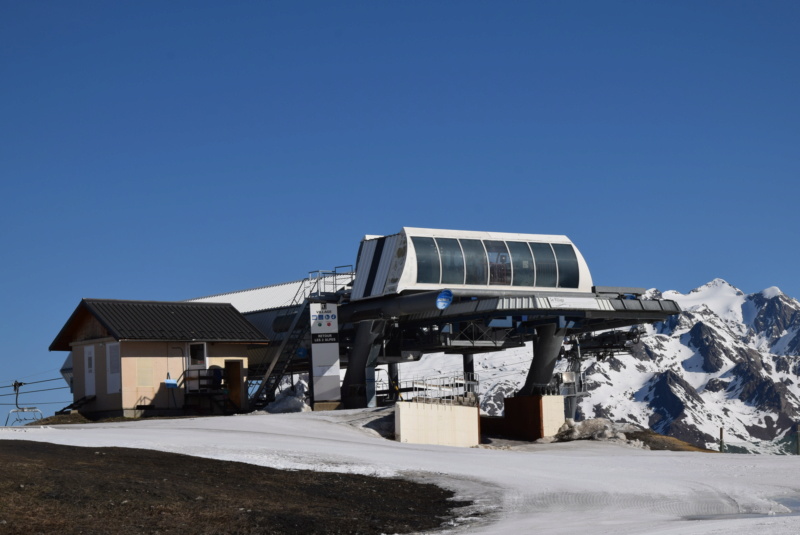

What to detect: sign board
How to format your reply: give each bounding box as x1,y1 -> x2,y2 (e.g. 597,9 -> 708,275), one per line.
310,302 -> 340,402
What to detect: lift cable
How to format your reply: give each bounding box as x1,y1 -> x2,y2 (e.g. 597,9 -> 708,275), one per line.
0,377 -> 64,389
1,401 -> 72,406
0,386 -> 70,397
0,367 -> 63,384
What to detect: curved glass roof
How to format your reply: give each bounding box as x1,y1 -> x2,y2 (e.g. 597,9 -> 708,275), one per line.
410,236 -> 580,289
351,228 -> 593,300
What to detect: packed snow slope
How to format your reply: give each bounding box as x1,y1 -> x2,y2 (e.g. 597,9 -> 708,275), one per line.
3,411 -> 800,535
399,279 -> 800,454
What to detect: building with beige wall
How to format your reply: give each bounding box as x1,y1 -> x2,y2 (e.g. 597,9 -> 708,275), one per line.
50,299 -> 269,418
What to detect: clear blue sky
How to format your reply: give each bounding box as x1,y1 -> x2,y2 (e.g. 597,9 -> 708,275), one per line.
2,1 -> 798,414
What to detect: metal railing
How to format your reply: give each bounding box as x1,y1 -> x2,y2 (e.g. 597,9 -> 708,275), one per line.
386,372 -> 480,406
291,267 -> 354,306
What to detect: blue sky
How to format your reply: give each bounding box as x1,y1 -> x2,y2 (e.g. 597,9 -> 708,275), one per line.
2,1 -> 798,414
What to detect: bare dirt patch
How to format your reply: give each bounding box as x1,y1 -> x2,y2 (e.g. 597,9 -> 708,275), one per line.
624,429 -> 716,452
0,440 -> 470,535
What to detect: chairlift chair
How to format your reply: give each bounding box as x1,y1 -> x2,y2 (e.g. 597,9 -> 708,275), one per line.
4,381 -> 44,426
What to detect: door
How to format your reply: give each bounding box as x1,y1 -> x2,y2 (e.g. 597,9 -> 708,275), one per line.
84,345 -> 96,397
186,342 -> 207,391
224,360 -> 244,409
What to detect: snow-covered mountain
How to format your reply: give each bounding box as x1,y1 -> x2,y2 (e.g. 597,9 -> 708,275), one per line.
578,279 -> 800,453
401,279 -> 800,453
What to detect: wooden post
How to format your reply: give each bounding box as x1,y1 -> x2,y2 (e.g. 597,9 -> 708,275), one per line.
719,427 -> 725,453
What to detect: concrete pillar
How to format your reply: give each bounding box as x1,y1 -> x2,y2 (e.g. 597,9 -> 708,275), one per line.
518,323 -> 567,396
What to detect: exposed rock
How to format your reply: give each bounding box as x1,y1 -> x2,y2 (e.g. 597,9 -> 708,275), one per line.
572,282 -> 800,452
703,378 -> 729,393
687,322 -> 729,372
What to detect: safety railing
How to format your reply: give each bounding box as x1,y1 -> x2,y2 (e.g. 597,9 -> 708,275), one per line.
389,372 -> 480,406
291,267 -> 354,306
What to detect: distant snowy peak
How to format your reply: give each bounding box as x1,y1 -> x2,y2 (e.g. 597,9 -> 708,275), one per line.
661,280 -> 800,334
761,286 -> 783,299
576,278 -> 800,453
663,279 -> 746,327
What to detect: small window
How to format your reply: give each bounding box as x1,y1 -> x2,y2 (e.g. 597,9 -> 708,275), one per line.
553,243 -> 580,288
507,241 -> 534,286
107,342 -> 121,395
460,239 -> 488,285
411,236 -> 440,284
107,343 -> 120,374
485,240 -> 511,285
436,238 -> 465,285
189,343 -> 206,367
531,243 -> 558,287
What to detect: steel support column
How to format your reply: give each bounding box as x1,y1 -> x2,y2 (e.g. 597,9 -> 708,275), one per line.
518,323 -> 567,396
463,354 -> 475,377
341,320 -> 385,409
387,362 -> 400,402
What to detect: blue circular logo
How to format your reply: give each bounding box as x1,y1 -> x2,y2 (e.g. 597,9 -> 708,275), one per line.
436,289 -> 453,310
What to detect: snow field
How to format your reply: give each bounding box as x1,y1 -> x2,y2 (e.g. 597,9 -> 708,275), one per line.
3,411 -> 800,534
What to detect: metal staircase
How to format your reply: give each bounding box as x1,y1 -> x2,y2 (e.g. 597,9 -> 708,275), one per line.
246,267 -> 354,410
248,300 -> 312,409
56,395 -> 96,415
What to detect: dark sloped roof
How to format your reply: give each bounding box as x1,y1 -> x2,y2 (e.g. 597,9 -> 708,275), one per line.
50,299 -> 269,351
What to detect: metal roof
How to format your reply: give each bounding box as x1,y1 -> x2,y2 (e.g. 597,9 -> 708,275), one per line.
50,299 -> 268,351
187,279 -> 306,313
188,273 -> 353,314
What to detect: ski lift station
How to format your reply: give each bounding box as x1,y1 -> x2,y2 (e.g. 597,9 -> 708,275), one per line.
49,227 -> 680,446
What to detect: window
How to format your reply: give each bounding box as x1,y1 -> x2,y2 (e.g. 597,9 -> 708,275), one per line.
436,238 -> 465,284
84,345 -> 95,397
107,342 -> 121,394
507,241 -> 534,286
411,236 -> 440,284
530,242 -> 558,287
189,343 -> 206,367
460,239 -> 488,285
553,243 -> 580,288
485,240 -> 511,285
137,359 -> 154,387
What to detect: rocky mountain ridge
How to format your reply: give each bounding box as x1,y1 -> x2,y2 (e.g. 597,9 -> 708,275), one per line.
578,279 -> 800,453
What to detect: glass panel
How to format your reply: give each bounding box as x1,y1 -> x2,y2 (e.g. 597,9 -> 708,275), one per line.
411,236 -> 440,284
189,343 -> 206,366
436,238 -> 465,285
531,242 -> 557,287
507,241 -> 534,286
485,240 -> 511,285
553,243 -> 580,288
460,239 -> 488,285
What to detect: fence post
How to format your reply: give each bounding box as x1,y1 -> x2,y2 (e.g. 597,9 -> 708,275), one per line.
795,423 -> 800,456
719,427 -> 725,453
